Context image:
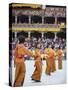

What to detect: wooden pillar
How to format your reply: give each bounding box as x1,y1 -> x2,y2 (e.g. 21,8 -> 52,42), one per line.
42,16 -> 44,24
41,32 -> 44,38
55,17 -> 57,24
29,15 -> 31,24
15,32 -> 17,39
15,15 -> 17,24
28,32 -> 31,38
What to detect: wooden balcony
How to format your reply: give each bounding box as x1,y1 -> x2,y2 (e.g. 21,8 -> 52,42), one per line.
11,23 -> 66,32
12,23 -> 66,28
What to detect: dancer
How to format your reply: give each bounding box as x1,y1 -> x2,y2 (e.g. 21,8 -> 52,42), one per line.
31,44 -> 42,82
14,36 -> 32,87
51,46 -> 56,72
57,46 -> 63,69
44,46 -> 52,75
44,45 -> 56,75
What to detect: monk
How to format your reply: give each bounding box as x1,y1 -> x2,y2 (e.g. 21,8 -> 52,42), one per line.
51,46 -> 56,72
31,47 -> 42,82
14,36 -> 32,87
44,46 -> 52,75
57,46 -> 63,69
44,45 -> 56,75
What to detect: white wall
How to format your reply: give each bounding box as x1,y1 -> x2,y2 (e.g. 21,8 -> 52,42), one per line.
0,0 -> 68,90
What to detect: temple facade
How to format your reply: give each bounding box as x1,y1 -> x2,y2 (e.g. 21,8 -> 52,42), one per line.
9,3 -> 66,39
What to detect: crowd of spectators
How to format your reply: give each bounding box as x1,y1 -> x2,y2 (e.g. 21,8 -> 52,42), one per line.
45,7 -> 66,17
11,36 -> 66,60
12,36 -> 66,52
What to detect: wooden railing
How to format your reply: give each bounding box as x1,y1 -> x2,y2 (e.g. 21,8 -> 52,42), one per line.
12,23 -> 65,28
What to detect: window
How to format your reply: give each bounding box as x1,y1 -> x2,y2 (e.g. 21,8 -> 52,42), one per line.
44,17 -> 55,24
31,15 -> 42,24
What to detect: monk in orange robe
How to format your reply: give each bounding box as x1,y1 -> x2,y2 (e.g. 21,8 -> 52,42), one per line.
31,48 -> 42,82
44,46 -> 56,75
14,36 -> 32,87
51,46 -> 56,72
44,47 -> 52,75
57,46 -> 63,69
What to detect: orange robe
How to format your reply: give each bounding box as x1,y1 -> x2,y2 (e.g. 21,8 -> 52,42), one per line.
51,49 -> 56,72
14,44 -> 32,87
57,49 -> 63,69
31,49 -> 42,81
44,48 -> 56,75
44,48 -> 52,75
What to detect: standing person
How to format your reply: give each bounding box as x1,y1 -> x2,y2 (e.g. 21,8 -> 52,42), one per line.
44,46 -> 52,75
14,36 -> 32,87
51,46 -> 56,72
57,46 -> 63,69
31,45 -> 42,82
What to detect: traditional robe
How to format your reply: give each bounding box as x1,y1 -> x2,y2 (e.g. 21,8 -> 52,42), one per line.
44,48 -> 56,75
44,48 -> 52,75
57,49 -> 63,69
14,44 -> 32,87
31,49 -> 42,81
51,49 -> 56,72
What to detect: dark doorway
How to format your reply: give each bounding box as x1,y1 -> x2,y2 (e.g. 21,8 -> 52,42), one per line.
17,15 -> 29,23
44,17 -> 55,24
31,15 -> 42,24
57,17 -> 66,24
31,31 -> 41,38
17,31 -> 28,38
57,29 -> 66,39
45,32 -> 55,39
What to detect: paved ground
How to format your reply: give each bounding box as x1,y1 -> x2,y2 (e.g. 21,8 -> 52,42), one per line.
11,60 -> 67,87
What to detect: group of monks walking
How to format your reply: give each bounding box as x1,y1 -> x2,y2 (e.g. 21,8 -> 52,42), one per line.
44,46 -> 63,76
13,36 -> 63,87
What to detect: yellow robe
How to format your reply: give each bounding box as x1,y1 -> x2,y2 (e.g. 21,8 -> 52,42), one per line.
14,44 -> 32,87
51,49 -> 56,72
57,49 -> 63,69
44,48 -> 56,75
31,49 -> 42,81
44,48 -> 52,75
